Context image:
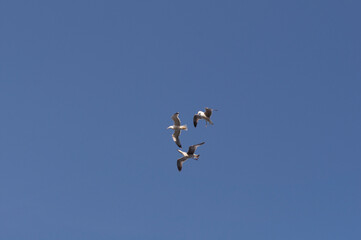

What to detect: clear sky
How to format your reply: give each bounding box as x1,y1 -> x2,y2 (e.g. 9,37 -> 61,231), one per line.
1,0 -> 361,239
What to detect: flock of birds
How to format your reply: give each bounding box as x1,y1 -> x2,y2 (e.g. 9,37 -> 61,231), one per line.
167,107 -> 217,171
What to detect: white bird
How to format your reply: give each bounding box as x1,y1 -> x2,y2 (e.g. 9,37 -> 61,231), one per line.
177,142 -> 205,171
167,112 -> 188,148
193,107 -> 217,127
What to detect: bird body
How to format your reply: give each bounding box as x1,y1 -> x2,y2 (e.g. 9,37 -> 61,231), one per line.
177,142 -> 205,171
167,112 -> 187,148
167,125 -> 188,131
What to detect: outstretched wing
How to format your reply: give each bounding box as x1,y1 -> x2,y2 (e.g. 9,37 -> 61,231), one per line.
171,112 -> 181,126
187,142 -> 205,155
177,157 -> 188,171
172,130 -> 182,148
193,114 -> 200,127
205,108 -> 213,118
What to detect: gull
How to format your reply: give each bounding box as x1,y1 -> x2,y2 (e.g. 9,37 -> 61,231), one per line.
167,112 -> 188,148
177,142 -> 205,171
193,107 -> 217,127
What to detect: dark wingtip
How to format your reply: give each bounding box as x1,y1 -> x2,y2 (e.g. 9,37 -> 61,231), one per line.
193,115 -> 198,127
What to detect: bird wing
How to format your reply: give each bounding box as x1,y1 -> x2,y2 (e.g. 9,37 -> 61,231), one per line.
171,112 -> 181,126
187,142 -> 205,155
177,157 -> 188,171
172,130 -> 182,148
205,108 -> 212,118
193,114 -> 200,127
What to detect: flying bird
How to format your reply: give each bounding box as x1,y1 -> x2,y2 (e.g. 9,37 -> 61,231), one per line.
177,142 -> 205,171
193,107 -> 217,127
167,112 -> 188,148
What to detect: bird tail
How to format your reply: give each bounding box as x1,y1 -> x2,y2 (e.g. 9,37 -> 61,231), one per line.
181,125 -> 188,131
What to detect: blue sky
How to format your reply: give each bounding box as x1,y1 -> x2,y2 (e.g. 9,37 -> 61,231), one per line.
1,0 -> 361,239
